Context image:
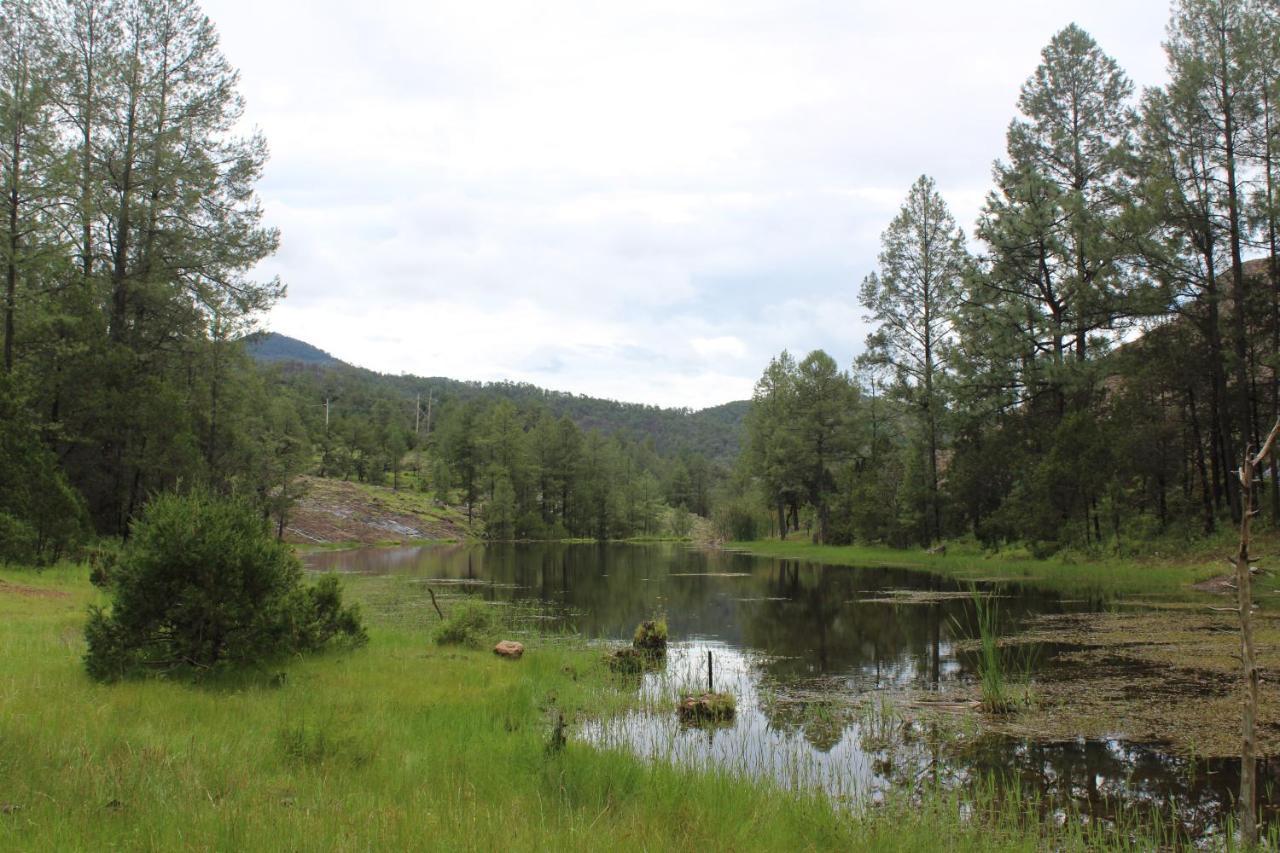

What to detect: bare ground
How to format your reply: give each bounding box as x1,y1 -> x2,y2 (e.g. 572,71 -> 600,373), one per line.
283,476 -> 476,545
0,579 -> 70,600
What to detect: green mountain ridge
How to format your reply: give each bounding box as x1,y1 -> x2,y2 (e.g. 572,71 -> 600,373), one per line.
244,332 -> 749,463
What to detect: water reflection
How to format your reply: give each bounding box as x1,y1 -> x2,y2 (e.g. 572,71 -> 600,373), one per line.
306,542 -> 1068,690
304,542 -> 1273,839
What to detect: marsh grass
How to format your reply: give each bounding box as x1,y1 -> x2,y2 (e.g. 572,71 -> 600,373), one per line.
632,617 -> 669,651
432,596 -> 498,646
0,563 -> 1254,851
953,590 -> 1036,714
731,538 -> 1241,600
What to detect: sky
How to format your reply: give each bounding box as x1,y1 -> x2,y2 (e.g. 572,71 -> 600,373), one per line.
204,0 -> 1173,410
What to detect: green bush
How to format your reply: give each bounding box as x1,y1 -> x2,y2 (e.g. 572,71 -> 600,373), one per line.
84,491 -> 366,681
432,599 -> 496,647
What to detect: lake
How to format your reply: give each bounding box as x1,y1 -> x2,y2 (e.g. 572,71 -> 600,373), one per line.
305,541 -> 1277,841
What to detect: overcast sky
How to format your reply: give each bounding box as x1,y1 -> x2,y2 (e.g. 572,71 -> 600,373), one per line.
205,0 -> 1172,409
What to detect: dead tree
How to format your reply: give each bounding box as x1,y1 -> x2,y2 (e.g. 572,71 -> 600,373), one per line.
1231,416 -> 1280,847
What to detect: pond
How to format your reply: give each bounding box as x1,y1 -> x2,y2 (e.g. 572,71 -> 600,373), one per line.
305,542 -> 1278,842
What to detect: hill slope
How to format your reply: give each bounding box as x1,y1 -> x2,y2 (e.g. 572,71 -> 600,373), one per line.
244,332 -> 344,366
245,332 -> 750,463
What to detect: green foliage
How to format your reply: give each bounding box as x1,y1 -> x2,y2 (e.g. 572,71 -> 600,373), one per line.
432,599 -> 497,647
83,492 -> 365,681
0,375 -> 88,564
713,492 -> 767,541
631,618 -> 668,651
962,591 -> 1013,714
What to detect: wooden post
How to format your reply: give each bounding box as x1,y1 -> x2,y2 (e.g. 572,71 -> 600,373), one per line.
707,650 -> 713,693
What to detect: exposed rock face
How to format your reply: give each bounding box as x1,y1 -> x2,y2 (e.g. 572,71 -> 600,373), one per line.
493,641 -> 524,659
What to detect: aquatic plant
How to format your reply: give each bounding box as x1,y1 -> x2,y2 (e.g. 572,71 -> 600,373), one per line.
962,589 -> 1018,714
632,618 -> 668,652
677,691 -> 736,723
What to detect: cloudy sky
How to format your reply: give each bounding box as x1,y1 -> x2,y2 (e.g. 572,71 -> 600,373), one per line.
205,0 -> 1172,409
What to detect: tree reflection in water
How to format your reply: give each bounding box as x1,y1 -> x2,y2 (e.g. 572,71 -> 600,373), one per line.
307,542 -> 1277,840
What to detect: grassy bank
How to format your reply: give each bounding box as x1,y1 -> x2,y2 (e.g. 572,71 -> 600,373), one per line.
726,536 -> 1271,599
0,565 -> 1224,850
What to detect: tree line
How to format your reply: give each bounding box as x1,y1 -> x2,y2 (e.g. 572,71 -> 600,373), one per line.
258,361 -> 724,541
746,1 -> 1280,554
0,0 -> 293,562
0,0 -> 731,559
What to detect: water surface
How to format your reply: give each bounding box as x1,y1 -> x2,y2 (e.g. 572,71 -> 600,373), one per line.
306,542 -> 1276,840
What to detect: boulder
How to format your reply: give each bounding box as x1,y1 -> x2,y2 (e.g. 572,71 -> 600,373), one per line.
493,640 -> 524,659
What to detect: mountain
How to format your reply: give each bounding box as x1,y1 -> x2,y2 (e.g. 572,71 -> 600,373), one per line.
243,332 -> 750,463
243,332 -> 344,366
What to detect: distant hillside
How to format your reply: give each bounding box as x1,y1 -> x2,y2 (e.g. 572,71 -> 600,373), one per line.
243,332 -> 344,366
244,332 -> 750,463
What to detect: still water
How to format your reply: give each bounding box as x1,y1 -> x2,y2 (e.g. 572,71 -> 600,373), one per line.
305,542 -> 1277,841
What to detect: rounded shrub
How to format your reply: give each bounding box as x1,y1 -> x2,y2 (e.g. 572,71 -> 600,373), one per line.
84,491 -> 366,681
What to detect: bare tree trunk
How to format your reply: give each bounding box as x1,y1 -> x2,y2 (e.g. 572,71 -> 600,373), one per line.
1233,417 -> 1280,848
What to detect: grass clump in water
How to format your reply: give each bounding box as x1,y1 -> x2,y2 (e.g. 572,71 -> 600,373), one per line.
677,691 -> 736,724
632,618 -> 668,652
956,589 -> 1035,714
605,646 -> 661,674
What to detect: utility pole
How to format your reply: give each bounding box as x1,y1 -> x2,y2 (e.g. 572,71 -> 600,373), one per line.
324,396 -> 330,430
415,393 -> 421,435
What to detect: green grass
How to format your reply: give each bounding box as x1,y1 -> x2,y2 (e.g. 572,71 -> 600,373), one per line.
727,537 -> 1248,599
0,564 -> 1235,851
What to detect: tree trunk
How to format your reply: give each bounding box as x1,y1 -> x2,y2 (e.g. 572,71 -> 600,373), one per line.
1231,418 -> 1280,848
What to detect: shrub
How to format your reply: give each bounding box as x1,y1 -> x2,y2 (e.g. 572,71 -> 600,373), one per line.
84,491 -> 366,681
432,599 -> 496,647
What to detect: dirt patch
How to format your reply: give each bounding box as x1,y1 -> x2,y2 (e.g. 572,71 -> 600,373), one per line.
0,579 -> 70,600
1192,574 -> 1237,594
284,476 -> 474,545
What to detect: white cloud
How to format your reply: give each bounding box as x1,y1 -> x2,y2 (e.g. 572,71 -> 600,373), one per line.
204,0 -> 1172,408
691,336 -> 749,361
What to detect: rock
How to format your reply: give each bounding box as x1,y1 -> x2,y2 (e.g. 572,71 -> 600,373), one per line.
493,640 -> 524,659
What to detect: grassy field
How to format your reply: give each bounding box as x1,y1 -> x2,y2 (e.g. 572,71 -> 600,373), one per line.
727,534 -> 1280,600
0,564 -> 1243,851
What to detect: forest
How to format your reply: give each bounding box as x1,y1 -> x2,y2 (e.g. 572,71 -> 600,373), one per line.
0,0 -> 731,558
740,7 -> 1280,557
5,0 -> 1280,564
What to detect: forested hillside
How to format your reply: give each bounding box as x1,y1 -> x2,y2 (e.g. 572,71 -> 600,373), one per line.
0,0 -> 726,557
243,332 -> 343,367
247,332 -> 749,463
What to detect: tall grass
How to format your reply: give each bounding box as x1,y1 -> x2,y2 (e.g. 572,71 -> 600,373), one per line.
730,538 -> 1233,599
0,563 -> 1251,851
969,590 -> 1013,713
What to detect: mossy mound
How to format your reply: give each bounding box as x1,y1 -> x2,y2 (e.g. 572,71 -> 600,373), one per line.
605,646 -> 665,675
632,619 -> 668,652
677,692 -> 736,724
